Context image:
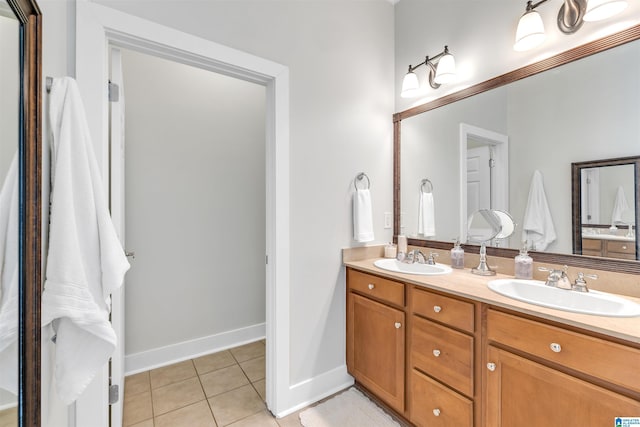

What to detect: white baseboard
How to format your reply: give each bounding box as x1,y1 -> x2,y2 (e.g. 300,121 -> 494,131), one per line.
125,323 -> 266,375
275,365 -> 354,418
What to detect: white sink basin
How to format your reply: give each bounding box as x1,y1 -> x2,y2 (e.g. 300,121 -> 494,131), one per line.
488,279 -> 640,317
374,259 -> 452,276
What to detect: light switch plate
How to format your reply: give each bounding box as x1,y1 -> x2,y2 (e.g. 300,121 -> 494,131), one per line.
384,212 -> 392,229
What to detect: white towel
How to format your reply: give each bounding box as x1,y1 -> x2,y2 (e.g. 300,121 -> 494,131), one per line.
418,191 -> 435,237
353,189 -> 374,242
522,170 -> 556,251
611,186 -> 631,226
0,153 -> 19,395
42,77 -> 130,404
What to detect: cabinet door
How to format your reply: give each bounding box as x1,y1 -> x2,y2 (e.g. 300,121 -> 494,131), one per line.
486,346 -> 640,426
347,292 -> 405,413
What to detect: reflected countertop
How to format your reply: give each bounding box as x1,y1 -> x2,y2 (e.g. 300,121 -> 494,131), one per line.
344,257 -> 640,344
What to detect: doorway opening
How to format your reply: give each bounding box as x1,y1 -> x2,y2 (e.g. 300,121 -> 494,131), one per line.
75,3 -> 291,424
459,123 -> 509,244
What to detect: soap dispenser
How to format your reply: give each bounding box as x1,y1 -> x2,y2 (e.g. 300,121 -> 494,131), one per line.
450,239 -> 464,269
514,242 -> 533,280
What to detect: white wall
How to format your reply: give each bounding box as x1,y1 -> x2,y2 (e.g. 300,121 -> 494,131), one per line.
40,0 -> 394,421
120,49 -> 266,361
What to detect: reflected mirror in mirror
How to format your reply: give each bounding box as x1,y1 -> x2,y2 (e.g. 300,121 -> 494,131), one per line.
0,0 -> 20,424
399,35 -> 640,262
573,156 -> 639,261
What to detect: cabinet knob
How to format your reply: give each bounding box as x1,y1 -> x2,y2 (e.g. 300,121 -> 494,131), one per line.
487,362 -> 496,372
433,408 -> 441,417
394,322 -> 402,329
622,245 -> 628,250
432,349 -> 441,357
433,305 -> 442,313
550,342 -> 562,353
368,283 -> 375,290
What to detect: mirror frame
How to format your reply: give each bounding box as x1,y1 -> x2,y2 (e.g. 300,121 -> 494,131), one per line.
571,156 -> 640,258
7,0 -> 42,425
394,24 -> 640,275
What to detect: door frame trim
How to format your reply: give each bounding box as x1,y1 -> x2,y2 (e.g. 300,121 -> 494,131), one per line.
75,1 -> 290,423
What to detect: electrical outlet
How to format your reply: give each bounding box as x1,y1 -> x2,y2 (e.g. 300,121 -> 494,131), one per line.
384,212 -> 392,229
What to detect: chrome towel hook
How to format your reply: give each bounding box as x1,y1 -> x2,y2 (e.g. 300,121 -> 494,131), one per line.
420,178 -> 433,193
354,172 -> 371,190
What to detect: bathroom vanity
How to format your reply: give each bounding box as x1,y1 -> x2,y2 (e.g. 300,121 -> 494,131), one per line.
345,257 -> 640,427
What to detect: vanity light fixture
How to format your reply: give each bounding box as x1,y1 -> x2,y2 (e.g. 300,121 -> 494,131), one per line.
514,0 -> 548,51
400,46 -> 456,98
514,0 -> 628,51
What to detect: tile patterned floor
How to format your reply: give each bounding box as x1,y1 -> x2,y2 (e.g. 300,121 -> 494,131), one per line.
123,340 -> 304,427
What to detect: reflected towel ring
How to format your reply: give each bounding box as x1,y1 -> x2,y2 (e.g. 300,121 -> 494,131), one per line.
421,178 -> 433,193
354,172 -> 371,191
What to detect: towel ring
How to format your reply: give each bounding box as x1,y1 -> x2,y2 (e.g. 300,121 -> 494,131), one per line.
354,172 -> 370,190
420,178 -> 433,193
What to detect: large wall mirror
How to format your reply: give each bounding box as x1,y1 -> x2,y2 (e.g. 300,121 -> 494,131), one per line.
0,0 -> 41,426
394,25 -> 640,273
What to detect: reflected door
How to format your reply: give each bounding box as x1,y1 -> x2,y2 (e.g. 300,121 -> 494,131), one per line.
467,146 -> 491,217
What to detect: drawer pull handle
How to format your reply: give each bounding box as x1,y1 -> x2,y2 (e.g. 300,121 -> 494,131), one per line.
433,305 -> 442,313
487,362 -> 496,372
432,349 -> 441,357
368,284 -> 375,290
550,343 -> 562,353
394,322 -> 402,329
622,245 -> 627,250
433,408 -> 441,417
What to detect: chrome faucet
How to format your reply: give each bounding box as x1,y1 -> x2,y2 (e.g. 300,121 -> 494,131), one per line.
538,265 -> 572,290
405,249 -> 427,264
426,252 -> 438,265
572,272 -> 598,293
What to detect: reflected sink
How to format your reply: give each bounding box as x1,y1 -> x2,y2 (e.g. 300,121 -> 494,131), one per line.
374,259 -> 452,276
488,279 -> 640,317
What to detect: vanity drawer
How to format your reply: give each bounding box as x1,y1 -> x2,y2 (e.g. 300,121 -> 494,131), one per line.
606,240 -> 636,255
487,309 -> 640,393
411,316 -> 474,397
347,269 -> 404,307
411,286 -> 475,333
581,238 -> 602,251
411,368 -> 473,427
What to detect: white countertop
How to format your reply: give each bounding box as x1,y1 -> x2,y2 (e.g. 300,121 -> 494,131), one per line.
344,257 -> 640,345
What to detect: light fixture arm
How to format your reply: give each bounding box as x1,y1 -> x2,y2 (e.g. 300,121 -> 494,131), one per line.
526,0 -> 549,11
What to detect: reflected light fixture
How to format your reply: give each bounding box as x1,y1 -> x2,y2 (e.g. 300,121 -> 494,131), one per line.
514,0 -> 629,51
514,0 -> 548,51
400,46 -> 456,98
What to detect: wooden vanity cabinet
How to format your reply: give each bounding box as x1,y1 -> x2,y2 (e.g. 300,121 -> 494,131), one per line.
346,268 -> 405,413
582,237 -> 637,260
485,309 -> 640,426
408,286 -> 478,427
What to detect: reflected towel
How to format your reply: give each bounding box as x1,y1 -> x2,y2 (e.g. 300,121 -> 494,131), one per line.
522,170 -> 556,251
611,186 -> 631,226
353,189 -> 374,242
42,77 -> 130,404
0,154 -> 19,395
418,191 -> 435,237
